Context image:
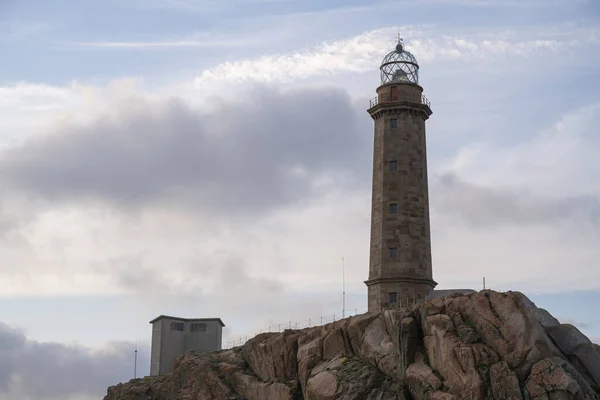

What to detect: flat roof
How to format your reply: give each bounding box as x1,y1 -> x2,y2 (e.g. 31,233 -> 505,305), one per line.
149,315 -> 225,326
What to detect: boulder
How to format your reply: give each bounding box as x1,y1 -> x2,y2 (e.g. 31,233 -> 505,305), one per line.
546,324 -> 600,386
489,361 -> 522,400
405,354 -> 442,399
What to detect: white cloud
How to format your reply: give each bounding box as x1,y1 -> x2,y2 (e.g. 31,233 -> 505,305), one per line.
417,0 -> 588,7
193,24 -> 600,85
430,102 -> 600,293
438,103 -> 600,197
64,40 -> 240,49
0,79 -> 162,145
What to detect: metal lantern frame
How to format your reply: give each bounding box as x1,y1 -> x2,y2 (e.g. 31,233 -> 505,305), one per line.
379,43 -> 419,85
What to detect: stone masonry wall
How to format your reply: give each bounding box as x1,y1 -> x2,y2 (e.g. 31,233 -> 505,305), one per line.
367,82 -> 435,313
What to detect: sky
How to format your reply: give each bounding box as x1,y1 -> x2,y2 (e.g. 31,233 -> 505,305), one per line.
0,0 -> 599,398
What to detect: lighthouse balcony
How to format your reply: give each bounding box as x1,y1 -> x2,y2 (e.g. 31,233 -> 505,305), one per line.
369,93 -> 431,109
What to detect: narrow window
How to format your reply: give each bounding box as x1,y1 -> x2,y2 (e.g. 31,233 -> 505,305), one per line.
389,160 -> 398,171
389,247 -> 398,258
390,86 -> 398,101
390,119 -> 398,129
389,292 -> 397,304
170,322 -> 184,331
190,323 -> 207,333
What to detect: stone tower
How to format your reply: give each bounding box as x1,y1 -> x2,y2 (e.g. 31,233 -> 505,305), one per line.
365,38 -> 437,312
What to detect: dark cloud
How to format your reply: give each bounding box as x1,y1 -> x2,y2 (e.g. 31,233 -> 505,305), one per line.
0,322 -> 148,399
432,173 -> 600,230
0,85 -> 372,217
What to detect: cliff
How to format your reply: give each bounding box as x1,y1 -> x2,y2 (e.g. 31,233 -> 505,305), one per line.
104,290 -> 600,399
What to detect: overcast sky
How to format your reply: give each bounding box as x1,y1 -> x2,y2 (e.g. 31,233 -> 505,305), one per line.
1,0 -> 599,398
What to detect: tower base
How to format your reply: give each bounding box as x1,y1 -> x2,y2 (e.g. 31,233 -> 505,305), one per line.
365,277 -> 437,312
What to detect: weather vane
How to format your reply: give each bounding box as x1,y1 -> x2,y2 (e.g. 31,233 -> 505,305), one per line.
396,32 -> 403,44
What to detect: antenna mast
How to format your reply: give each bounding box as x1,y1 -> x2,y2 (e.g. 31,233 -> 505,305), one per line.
134,338 -> 138,379
342,257 -> 346,319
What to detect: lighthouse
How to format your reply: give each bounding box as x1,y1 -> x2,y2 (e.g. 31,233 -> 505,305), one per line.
365,37 -> 437,312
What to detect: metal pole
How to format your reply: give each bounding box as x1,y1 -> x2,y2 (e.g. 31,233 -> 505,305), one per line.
134,348 -> 138,379
342,257 -> 346,319
483,277 -> 486,290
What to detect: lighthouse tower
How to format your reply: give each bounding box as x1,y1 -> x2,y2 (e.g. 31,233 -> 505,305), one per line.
365,38 -> 437,312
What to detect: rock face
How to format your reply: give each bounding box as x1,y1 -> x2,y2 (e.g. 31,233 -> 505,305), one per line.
104,291 -> 600,400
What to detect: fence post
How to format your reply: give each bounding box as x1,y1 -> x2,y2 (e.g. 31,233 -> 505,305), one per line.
333,314 -> 336,322
278,324 -> 281,332
308,318 -> 311,327
355,308 -> 357,315
321,316 -> 323,325
295,322 -> 297,329
289,321 -> 291,329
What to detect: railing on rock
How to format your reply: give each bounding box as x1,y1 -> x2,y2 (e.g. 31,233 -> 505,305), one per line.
224,306 -> 368,349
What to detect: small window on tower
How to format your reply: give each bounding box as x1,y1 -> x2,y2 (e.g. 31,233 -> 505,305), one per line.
390,119 -> 398,128
389,247 -> 398,258
390,203 -> 398,214
389,292 -> 397,304
389,160 -> 398,171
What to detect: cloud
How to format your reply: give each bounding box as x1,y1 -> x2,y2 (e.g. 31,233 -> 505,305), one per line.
429,102 -> 600,292
0,322 -> 147,400
64,40 -> 242,49
124,0 -> 581,12
416,0 -> 587,7
60,30 -> 263,50
433,173 -> 600,230
121,0 -> 357,12
193,24 -> 600,85
435,102 -> 600,199
0,84 -> 369,214
0,80 -> 375,297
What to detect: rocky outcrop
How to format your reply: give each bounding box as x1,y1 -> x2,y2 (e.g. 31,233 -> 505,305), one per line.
104,290 -> 600,400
